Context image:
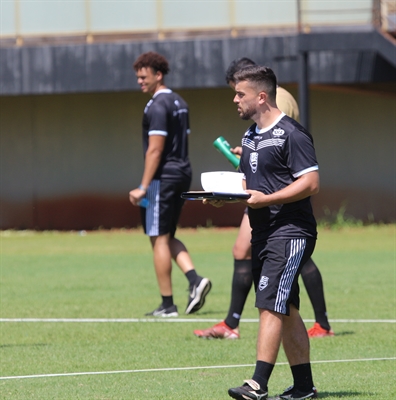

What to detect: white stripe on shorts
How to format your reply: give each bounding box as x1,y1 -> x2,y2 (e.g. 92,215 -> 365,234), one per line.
146,180 -> 160,237
274,238 -> 306,314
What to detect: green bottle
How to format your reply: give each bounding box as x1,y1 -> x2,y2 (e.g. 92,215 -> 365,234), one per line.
213,136 -> 240,169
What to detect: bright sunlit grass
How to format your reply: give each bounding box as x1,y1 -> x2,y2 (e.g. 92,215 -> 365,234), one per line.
0,225 -> 395,399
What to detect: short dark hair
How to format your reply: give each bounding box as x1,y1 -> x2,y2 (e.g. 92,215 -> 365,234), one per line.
225,57 -> 256,84
133,52 -> 170,75
234,65 -> 277,102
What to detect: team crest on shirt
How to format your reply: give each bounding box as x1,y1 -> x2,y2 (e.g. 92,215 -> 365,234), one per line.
259,276 -> 269,291
273,128 -> 285,136
250,152 -> 258,173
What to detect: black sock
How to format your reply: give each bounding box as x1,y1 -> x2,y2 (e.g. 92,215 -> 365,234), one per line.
252,361 -> 273,390
301,258 -> 331,331
185,270 -> 198,287
291,363 -> 314,392
225,259 -> 253,329
162,295 -> 174,308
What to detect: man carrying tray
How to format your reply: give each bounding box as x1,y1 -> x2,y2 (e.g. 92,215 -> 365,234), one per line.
209,65 -> 320,399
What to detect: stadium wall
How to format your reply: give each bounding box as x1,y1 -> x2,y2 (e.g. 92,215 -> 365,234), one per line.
1,84 -> 394,229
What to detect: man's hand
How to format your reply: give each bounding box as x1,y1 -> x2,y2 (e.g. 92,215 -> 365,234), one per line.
231,146 -> 242,156
244,190 -> 269,209
203,199 -> 225,207
129,188 -> 146,206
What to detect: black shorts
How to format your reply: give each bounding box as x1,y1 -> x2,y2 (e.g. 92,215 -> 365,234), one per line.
251,238 -> 316,315
140,178 -> 191,237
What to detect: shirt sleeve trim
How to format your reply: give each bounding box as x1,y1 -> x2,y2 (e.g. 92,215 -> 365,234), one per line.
148,130 -> 167,136
293,165 -> 319,178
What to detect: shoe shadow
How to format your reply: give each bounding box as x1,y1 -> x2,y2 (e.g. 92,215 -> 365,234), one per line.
192,309 -> 227,316
329,330 -> 355,337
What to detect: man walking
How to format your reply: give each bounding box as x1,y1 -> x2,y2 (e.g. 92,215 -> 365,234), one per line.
227,65 -> 319,399
129,51 -> 211,317
194,58 -> 333,340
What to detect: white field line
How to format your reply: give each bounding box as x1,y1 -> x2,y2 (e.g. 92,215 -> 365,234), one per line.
0,357 -> 395,381
0,318 -> 395,323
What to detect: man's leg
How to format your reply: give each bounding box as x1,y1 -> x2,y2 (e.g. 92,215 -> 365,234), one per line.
301,258 -> 334,336
257,309 -> 283,364
228,308 -> 280,399
276,305 -> 316,398
227,212 -> 253,328
150,234 -> 173,296
170,237 -> 195,274
144,234 -> 179,317
229,234 -> 289,399
282,305 -> 310,366
232,212 -> 252,260
170,236 -> 212,315
194,212 -> 251,338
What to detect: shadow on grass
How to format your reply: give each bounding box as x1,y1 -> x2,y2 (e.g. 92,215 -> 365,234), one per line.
329,330 -> 355,337
193,309 -> 228,316
318,391 -> 376,398
0,343 -> 48,348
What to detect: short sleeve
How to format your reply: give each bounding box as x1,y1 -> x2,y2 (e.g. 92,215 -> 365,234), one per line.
146,100 -> 168,136
285,129 -> 318,178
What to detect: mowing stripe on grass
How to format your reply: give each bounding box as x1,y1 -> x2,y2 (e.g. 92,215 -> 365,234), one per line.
0,318 -> 395,323
0,357 -> 394,381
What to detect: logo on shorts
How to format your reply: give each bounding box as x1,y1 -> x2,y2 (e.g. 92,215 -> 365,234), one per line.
259,275 -> 269,291
250,152 -> 258,173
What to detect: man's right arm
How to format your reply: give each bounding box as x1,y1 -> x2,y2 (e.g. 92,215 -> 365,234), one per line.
129,134 -> 165,206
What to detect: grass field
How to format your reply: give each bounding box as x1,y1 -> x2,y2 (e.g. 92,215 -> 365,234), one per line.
0,225 -> 395,399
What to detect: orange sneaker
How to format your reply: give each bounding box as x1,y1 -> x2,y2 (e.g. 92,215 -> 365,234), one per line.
193,321 -> 240,339
307,322 -> 335,338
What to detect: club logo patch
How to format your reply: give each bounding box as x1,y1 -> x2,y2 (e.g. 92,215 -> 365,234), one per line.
259,276 -> 269,291
273,128 -> 285,136
250,152 -> 258,173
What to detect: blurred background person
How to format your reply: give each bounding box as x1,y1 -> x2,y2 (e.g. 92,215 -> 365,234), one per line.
129,51 -> 212,317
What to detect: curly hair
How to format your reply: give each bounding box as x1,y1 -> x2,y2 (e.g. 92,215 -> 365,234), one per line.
133,52 -> 170,75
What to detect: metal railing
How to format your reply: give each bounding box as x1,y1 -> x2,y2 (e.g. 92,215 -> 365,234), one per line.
1,0 -> 394,46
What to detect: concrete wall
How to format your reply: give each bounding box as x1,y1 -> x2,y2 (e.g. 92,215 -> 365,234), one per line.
309,85 -> 395,223
1,84 -> 395,229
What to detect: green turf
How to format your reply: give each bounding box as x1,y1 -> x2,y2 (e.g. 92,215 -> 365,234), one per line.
0,225 -> 395,399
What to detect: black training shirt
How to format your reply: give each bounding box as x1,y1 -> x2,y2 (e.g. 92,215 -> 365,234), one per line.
239,113 -> 318,242
142,89 -> 192,181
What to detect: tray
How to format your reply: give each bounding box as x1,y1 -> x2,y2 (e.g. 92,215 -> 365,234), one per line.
181,191 -> 250,201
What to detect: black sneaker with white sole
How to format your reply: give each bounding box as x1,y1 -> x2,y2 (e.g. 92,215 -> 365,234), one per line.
185,277 -> 212,314
269,385 -> 318,399
228,379 -> 268,400
145,304 -> 179,317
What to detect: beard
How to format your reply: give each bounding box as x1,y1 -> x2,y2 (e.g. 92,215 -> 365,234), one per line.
239,106 -> 256,121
